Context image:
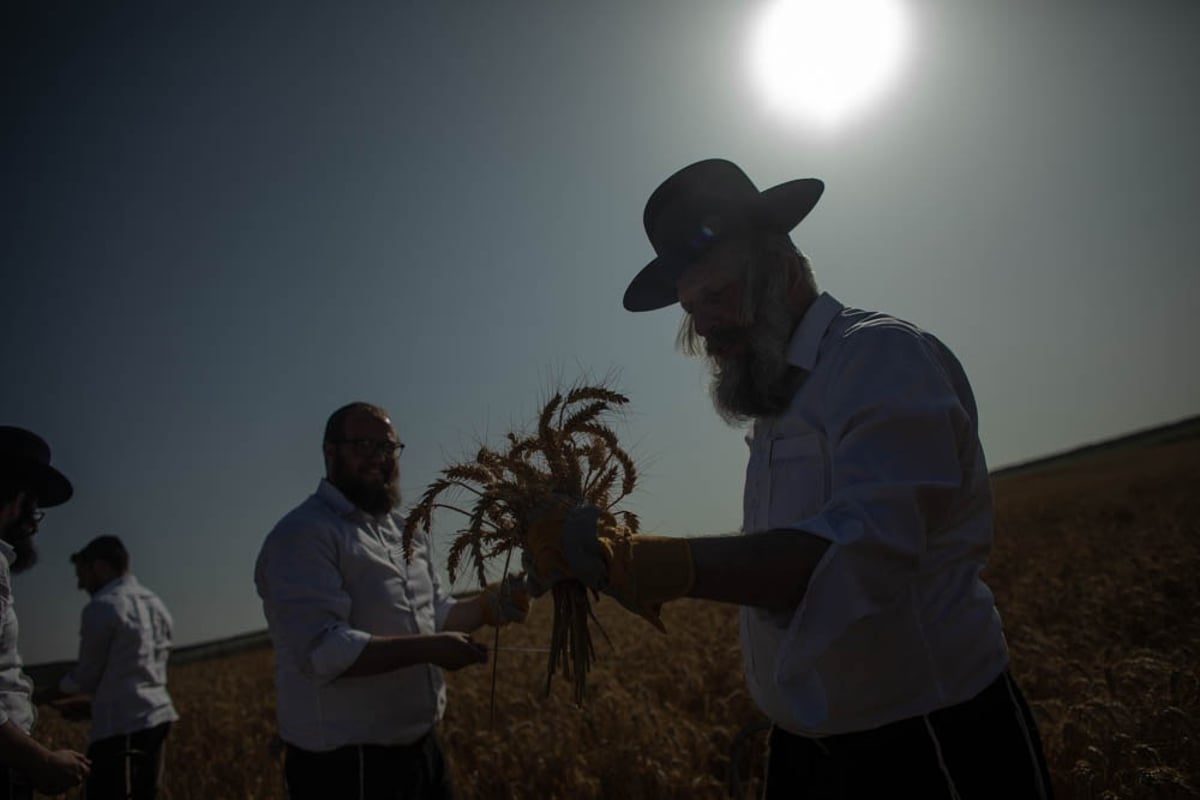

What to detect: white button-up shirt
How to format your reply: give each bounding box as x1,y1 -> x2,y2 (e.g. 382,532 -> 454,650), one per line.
0,541 -> 35,734
58,573 -> 179,742
740,293 -> 1009,736
255,480 -> 457,752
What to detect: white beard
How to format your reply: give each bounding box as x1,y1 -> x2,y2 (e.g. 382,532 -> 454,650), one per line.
707,289 -> 800,425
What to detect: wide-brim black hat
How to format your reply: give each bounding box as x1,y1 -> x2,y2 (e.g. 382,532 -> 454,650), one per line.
0,426 -> 73,507
624,159 -> 824,312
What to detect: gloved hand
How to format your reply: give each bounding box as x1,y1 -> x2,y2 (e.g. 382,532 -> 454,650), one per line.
524,497 -> 608,595
479,573 -> 531,627
523,498 -> 694,632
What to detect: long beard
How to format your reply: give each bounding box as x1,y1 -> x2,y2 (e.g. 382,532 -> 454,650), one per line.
339,475 -> 401,516
707,293 -> 801,425
11,539 -> 38,573
1,524 -> 38,574
331,465 -> 400,515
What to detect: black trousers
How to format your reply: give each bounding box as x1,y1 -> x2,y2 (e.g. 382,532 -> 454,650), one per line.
284,731 -> 454,800
85,721 -> 172,800
763,671 -> 1054,799
0,765 -> 31,800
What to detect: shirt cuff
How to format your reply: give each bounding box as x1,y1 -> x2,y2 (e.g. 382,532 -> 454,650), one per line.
58,672 -> 82,695
433,595 -> 457,631
308,626 -> 372,682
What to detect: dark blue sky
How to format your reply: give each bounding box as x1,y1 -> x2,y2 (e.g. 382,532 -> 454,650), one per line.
3,1 -> 1198,663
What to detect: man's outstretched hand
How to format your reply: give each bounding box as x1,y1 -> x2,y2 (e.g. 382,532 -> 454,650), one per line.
522,497 -> 694,631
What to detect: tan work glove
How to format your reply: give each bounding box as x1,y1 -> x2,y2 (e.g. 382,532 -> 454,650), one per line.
523,496 -> 584,594
524,498 -> 693,632
479,573 -> 531,627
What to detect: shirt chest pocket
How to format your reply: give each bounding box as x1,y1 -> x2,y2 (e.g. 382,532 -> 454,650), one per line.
767,433 -> 828,528
344,538 -> 420,611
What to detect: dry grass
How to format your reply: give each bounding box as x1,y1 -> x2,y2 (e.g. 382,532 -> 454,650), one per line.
986,437 -> 1200,799
33,437 -> 1200,798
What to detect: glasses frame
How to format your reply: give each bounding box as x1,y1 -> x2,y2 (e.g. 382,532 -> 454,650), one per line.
336,438 -> 405,459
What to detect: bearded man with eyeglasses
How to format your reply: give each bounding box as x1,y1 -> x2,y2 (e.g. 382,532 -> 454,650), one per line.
255,402 -> 529,800
0,427 -> 90,799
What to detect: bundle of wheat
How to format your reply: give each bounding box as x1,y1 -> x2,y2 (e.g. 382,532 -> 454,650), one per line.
402,383 -> 638,704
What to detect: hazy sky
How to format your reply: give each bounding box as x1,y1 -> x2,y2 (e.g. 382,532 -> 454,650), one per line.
3,1 -> 1198,664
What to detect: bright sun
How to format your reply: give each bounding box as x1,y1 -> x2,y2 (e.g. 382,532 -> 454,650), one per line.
749,0 -> 910,127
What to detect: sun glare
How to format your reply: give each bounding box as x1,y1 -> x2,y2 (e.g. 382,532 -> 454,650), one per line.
749,0 -> 910,127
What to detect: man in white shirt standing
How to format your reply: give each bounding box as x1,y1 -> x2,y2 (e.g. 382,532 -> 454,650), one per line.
0,426 -> 90,799
256,402 -> 528,800
54,534 -> 177,800
527,160 -> 1054,798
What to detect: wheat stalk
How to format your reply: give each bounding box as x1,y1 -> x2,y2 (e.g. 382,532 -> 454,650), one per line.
402,380 -> 637,704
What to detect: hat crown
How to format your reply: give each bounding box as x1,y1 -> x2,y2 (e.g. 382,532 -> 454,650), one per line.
642,159 -> 764,259
0,426 -> 53,468
0,425 -> 73,506
624,158 -> 824,312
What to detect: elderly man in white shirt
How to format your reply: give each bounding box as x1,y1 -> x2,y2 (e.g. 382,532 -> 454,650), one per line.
527,160 -> 1054,798
0,426 -> 90,800
53,534 -> 177,800
255,402 -> 528,800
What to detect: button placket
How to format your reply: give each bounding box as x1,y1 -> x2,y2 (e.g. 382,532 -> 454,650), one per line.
752,419 -> 777,533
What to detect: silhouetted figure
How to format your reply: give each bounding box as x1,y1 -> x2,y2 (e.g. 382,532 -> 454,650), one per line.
53,534 -> 177,800
255,402 -> 528,799
527,160 -> 1054,798
0,427 -> 90,798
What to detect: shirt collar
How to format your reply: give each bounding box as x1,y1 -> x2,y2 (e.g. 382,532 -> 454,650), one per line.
315,478 -> 404,526
0,540 -> 14,567
316,478 -> 358,519
784,292 -> 844,371
95,573 -> 134,598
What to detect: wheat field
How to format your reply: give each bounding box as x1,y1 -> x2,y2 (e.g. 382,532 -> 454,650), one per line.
33,436 -> 1200,799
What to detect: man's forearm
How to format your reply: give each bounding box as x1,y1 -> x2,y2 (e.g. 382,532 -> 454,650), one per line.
337,635 -> 440,679
687,529 -> 830,612
441,597 -> 484,633
0,720 -> 50,774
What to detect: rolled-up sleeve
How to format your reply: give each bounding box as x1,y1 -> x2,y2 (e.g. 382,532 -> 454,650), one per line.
59,602 -> 118,695
776,327 -> 970,682
0,566 -> 22,729
255,523 -> 370,684
416,530 -> 456,631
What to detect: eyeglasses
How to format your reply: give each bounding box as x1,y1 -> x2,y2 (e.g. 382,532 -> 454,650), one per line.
337,438 -> 405,459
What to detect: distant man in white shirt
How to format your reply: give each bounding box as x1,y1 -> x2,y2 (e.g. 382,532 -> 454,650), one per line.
0,426 -> 90,799
528,160 -> 1054,798
52,534 -> 177,800
255,402 -> 529,800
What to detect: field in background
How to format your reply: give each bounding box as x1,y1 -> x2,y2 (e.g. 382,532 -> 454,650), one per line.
33,435 -> 1200,799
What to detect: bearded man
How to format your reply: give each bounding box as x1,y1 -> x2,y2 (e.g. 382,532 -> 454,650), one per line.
0,427 -> 90,798
255,402 -> 528,800
528,160 -> 1054,798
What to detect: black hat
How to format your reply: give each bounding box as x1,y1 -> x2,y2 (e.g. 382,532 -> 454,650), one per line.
0,426 -> 73,507
624,159 -> 824,312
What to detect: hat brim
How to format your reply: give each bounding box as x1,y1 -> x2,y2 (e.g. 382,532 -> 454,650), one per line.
31,466 -> 73,507
623,177 -> 824,312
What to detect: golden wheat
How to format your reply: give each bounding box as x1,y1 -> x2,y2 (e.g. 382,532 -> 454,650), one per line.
401,382 -> 638,704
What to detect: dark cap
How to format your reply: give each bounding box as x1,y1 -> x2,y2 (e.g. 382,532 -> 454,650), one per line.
0,426 -> 73,507
71,535 -> 129,571
624,159 -> 824,312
